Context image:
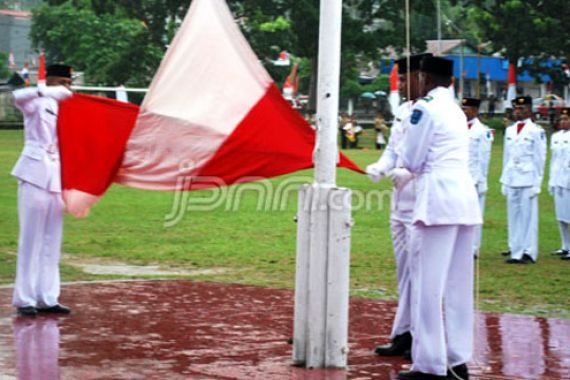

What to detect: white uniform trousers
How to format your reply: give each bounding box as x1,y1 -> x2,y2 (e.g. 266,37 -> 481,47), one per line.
553,188 -> 570,251
472,193 -> 486,257
410,224 -> 475,376
389,211 -> 413,338
505,186 -> 539,261
12,181 -> 63,308
554,187 -> 570,224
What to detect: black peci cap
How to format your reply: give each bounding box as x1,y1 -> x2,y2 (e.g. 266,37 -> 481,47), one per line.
396,53 -> 433,74
421,56 -> 454,77
462,98 -> 481,108
46,64 -> 72,78
511,96 -> 532,107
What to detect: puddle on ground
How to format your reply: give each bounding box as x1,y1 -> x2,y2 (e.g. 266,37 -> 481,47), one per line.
61,253 -> 231,277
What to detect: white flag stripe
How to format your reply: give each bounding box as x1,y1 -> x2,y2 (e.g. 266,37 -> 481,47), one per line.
118,0 -> 274,189
140,0 -> 271,135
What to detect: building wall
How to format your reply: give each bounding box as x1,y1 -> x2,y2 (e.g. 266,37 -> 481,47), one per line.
0,13 -> 32,68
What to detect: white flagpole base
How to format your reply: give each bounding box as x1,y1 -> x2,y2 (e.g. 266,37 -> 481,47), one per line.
292,184 -> 352,368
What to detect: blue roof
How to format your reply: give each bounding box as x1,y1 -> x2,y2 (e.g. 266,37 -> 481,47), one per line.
444,55 -> 552,83
379,59 -> 395,75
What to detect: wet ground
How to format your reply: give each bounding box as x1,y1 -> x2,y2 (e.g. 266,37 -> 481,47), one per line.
0,280 -> 569,379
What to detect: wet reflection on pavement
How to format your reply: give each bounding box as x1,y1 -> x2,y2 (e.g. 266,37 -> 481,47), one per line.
0,281 -> 568,379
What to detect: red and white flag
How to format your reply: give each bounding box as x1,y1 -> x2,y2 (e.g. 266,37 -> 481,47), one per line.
388,63 -> 400,114
58,0 -> 362,217
37,51 -> 46,85
506,63 -> 516,108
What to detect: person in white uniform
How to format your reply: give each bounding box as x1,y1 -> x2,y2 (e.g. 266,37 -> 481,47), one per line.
366,53 -> 432,358
11,64 -> 74,317
549,108 -> 570,260
500,96 -> 546,264
461,98 -> 493,258
397,56 -> 482,380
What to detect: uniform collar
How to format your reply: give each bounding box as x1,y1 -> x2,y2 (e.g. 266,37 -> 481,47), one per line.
513,118 -> 533,137
427,86 -> 451,98
519,118 -> 532,125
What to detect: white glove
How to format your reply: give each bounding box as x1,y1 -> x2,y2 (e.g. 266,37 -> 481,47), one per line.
529,186 -> 541,198
39,85 -> 73,101
388,168 -> 414,189
501,185 -> 508,196
366,164 -> 385,183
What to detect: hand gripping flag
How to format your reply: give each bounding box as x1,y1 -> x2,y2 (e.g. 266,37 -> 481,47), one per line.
58,0 -> 363,217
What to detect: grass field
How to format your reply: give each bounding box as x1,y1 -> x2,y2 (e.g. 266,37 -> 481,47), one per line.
1,121 -> 569,319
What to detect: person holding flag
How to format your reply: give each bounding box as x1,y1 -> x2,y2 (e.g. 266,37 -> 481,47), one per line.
11,64 -> 74,317
366,53 -> 432,360
398,56 -> 481,380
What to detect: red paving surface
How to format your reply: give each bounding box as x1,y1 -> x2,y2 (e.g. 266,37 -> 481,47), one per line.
0,280 -> 569,379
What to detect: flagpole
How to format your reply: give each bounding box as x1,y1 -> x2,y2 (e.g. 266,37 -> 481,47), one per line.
293,0 -> 352,369
314,2 -> 341,184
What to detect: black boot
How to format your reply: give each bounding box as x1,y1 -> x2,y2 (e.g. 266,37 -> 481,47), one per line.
447,363 -> 469,380
397,370 -> 447,380
374,331 -> 412,356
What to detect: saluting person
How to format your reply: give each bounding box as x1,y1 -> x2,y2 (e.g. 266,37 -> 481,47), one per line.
500,96 -> 546,264
366,53 -> 432,359
11,64 -> 74,316
461,97 -> 493,258
398,56 -> 481,380
549,108 -> 570,260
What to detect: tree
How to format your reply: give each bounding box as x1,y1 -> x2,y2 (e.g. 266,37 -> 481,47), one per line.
31,0 -> 438,106
0,52 -> 11,80
453,0 -> 548,64
229,0 -> 437,110
31,2 -> 164,87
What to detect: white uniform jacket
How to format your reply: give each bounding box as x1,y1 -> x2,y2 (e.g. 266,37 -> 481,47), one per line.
549,130 -> 570,190
369,101 -> 415,212
11,88 -> 61,192
401,87 -> 482,226
468,118 -> 493,194
500,118 -> 546,189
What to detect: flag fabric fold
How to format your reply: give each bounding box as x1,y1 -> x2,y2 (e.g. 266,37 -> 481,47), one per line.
57,0 -> 363,216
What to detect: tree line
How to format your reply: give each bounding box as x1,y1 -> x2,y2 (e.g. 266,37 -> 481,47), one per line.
26,0 -> 570,103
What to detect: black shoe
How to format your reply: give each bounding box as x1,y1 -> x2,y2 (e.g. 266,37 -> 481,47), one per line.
397,370 -> 447,380
551,249 -> 569,256
561,254 -> 570,261
37,304 -> 71,314
374,331 -> 412,356
447,364 -> 469,380
505,258 -> 526,264
17,306 -> 37,317
501,250 -> 511,257
521,254 -> 535,264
